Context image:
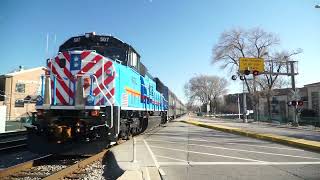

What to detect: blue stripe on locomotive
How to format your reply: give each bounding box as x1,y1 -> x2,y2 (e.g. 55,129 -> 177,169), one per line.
113,62 -> 165,111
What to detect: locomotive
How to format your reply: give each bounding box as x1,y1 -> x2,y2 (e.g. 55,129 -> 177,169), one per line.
26,32 -> 186,154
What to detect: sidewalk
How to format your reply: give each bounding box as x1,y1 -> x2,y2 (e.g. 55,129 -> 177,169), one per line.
184,116 -> 320,152
195,116 -> 320,142
104,136 -> 162,180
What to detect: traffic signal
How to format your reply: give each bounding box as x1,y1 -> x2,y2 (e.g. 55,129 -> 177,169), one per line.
298,100 -> 303,106
244,70 -> 250,75
252,70 -> 259,76
291,100 -> 297,106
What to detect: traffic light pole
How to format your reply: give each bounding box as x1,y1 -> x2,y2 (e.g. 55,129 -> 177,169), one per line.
253,74 -> 258,122
242,80 -> 247,123
289,61 -> 298,126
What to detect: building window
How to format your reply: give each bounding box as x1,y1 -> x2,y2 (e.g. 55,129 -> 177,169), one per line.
311,92 -> 319,113
15,99 -> 24,107
15,83 -> 25,93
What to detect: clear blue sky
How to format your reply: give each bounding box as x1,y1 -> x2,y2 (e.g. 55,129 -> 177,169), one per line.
1,0 -> 319,102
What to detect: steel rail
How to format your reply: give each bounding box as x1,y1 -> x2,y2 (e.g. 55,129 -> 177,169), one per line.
0,154 -> 52,178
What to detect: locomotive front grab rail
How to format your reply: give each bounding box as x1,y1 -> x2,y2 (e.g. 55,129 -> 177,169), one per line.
91,74 -> 120,130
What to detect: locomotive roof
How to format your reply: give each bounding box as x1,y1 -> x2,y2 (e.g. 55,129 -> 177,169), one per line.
58,33 -> 140,57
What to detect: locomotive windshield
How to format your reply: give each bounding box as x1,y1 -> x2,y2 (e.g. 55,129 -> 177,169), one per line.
59,34 -> 139,65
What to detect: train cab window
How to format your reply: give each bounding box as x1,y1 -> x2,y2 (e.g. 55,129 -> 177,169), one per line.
103,47 -> 124,61
128,51 -> 140,70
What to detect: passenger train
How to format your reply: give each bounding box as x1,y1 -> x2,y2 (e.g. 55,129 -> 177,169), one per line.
26,32 -> 186,153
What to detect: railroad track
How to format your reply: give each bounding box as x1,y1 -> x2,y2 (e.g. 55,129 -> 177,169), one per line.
0,139 -> 130,179
0,131 -> 28,153
0,124 -> 163,179
0,131 -> 27,139
0,153 -> 99,179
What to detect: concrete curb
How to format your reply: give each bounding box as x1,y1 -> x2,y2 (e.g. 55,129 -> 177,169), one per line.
181,120 -> 320,152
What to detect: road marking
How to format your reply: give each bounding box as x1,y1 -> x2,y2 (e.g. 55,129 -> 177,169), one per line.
148,145 -> 265,162
158,168 -> 166,176
156,155 -> 188,162
158,161 -> 320,166
146,132 -> 235,138
147,139 -> 319,160
148,135 -> 304,151
143,139 -> 160,168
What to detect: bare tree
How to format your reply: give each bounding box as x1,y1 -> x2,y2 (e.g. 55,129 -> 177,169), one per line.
212,27 -> 302,121
184,75 -> 228,113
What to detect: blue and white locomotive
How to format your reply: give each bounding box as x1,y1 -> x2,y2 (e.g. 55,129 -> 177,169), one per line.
26,32 -> 185,153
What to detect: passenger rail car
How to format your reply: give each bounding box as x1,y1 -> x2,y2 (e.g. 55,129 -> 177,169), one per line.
26,32 -> 185,154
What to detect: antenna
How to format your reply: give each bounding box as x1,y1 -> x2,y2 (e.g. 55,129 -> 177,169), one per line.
46,33 -> 49,57
53,34 -> 57,56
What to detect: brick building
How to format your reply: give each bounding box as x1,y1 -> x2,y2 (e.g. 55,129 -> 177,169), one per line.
258,82 -> 320,122
0,67 -> 44,121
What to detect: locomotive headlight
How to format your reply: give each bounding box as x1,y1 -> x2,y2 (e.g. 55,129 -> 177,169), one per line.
91,110 -> 100,117
86,95 -> 95,106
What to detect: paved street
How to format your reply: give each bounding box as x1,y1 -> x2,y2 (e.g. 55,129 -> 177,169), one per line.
142,116 -> 320,180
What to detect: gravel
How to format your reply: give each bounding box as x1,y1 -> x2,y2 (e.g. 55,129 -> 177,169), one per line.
62,161 -> 107,180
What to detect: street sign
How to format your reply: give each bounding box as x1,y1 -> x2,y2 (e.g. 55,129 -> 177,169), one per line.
239,58 -> 264,72
290,89 -> 301,100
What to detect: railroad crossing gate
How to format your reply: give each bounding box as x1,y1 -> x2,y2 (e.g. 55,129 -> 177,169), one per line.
239,58 -> 264,73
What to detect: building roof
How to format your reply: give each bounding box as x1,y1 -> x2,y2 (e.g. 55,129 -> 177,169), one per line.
304,82 -> 320,87
1,67 -> 44,77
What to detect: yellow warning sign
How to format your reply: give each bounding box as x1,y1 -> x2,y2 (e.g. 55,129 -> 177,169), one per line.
239,58 -> 264,72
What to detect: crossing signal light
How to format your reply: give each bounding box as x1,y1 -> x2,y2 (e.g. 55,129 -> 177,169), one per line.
253,70 -> 259,76
244,70 -> 250,75
289,100 -> 303,107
